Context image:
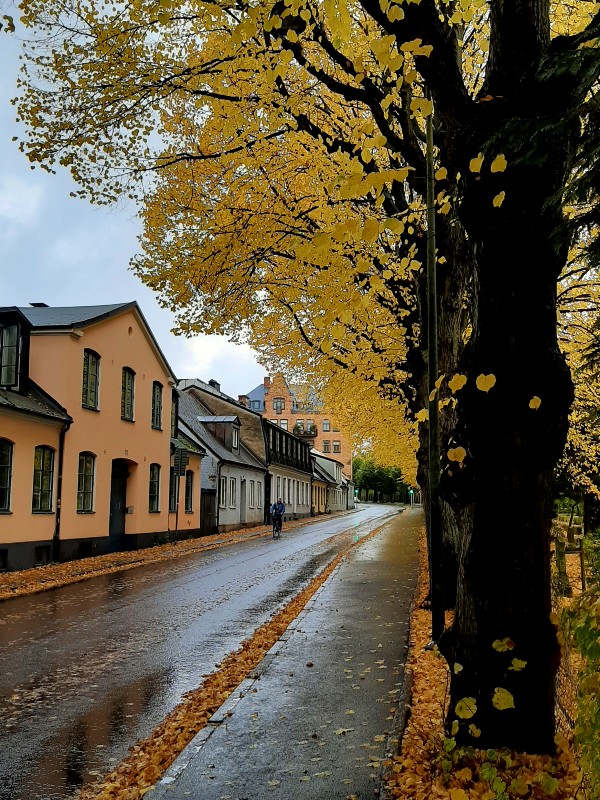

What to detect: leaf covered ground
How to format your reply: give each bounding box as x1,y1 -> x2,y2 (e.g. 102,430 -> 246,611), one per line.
2,515 -> 588,799
382,532 -> 587,800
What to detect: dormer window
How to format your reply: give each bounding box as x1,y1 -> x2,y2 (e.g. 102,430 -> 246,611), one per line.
232,427 -> 239,450
0,324 -> 20,389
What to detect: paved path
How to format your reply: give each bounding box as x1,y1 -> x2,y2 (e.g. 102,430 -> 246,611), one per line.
148,507 -> 422,800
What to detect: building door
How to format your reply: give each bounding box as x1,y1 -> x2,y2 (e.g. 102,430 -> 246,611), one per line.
109,459 -> 129,551
200,490 -> 216,535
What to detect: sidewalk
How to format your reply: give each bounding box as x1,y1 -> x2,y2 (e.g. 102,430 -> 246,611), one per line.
147,508 -> 422,800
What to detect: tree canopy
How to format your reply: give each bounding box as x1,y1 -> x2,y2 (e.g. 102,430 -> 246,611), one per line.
14,0 -> 600,753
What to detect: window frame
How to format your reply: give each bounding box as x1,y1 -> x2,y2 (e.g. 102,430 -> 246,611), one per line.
249,479 -> 255,508
333,440 -> 341,453
0,323 -> 20,389
0,438 -> 13,512
149,463 -> 161,512
229,477 -> 237,508
279,419 -> 288,431
77,451 -> 96,513
323,440 -> 331,453
322,419 -> 330,432
219,476 -> 227,508
272,397 -> 285,413
121,367 -> 135,421
169,466 -> 178,513
232,427 -> 239,450
185,470 -> 194,512
151,382 -> 163,430
32,445 -> 55,512
82,349 -> 100,410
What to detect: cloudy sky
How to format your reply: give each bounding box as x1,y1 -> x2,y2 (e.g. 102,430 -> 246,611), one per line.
0,27 -> 266,399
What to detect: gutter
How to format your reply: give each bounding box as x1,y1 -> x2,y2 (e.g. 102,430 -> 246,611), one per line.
215,460 -> 222,534
53,418 -> 72,562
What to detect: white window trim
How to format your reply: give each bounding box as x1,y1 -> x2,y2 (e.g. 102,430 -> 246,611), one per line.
229,477 -> 237,508
219,476 -> 227,508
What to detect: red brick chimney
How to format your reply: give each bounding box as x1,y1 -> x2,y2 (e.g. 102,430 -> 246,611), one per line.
264,376 -> 271,389
238,395 -> 249,407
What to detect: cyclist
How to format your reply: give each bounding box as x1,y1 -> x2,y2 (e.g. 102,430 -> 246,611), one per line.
271,497 -> 285,538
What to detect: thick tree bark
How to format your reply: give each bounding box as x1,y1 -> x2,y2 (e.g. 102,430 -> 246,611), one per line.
438,94 -> 576,749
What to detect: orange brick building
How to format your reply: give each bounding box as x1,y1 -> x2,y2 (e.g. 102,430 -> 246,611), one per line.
241,373 -> 353,478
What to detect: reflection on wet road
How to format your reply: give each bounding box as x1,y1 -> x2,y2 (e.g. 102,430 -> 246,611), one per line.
0,504 -> 399,800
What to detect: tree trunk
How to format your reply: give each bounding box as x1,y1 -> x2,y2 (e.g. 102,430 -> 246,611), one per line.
439,108 -> 575,751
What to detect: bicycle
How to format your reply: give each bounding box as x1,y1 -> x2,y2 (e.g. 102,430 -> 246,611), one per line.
272,513 -> 282,539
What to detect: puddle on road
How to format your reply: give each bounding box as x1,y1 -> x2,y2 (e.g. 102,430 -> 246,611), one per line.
1,668 -> 173,800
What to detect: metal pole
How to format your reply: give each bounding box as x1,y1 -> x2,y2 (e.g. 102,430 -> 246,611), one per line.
426,93 -> 444,641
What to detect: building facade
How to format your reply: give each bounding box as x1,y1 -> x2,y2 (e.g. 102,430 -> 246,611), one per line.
0,303 -> 182,570
243,373 -> 353,479
178,383 -> 266,534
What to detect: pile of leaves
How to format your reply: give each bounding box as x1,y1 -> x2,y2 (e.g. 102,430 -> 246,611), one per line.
383,532 -> 586,800
76,521 -> 388,800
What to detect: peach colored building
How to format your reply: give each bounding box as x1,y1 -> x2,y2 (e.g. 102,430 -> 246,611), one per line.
242,373 -> 354,478
0,303 -> 200,571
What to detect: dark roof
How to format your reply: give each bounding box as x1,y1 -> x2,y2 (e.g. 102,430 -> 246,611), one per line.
17,303 -> 136,329
0,380 -> 71,425
177,389 -> 265,471
17,302 -> 176,382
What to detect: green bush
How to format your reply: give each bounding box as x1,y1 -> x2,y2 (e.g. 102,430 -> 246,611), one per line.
563,580 -> 600,798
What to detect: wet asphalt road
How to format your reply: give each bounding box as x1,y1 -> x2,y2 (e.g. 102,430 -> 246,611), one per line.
0,504 -> 398,800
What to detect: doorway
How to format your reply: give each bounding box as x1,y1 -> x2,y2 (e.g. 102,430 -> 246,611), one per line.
109,459 -> 130,552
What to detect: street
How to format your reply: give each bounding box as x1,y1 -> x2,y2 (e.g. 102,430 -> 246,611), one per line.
0,504 -> 400,800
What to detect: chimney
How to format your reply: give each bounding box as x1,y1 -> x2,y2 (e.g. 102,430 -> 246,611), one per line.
264,376 -> 271,389
208,379 -> 221,392
238,394 -> 249,407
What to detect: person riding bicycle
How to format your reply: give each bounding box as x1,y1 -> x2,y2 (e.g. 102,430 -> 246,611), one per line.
271,498 -> 285,534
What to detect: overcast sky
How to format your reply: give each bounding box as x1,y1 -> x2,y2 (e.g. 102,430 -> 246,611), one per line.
0,29 -> 266,399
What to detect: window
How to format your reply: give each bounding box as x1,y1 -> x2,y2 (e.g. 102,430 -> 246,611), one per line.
169,467 -> 178,512
0,439 -> 13,511
270,419 -> 278,426
219,476 -> 227,508
229,477 -> 237,508
287,479 -> 291,504
77,452 -> 95,512
323,440 -> 331,453
333,440 -> 341,453
151,382 -> 163,429
121,368 -> 135,421
149,464 -> 160,512
280,419 -> 288,431
251,400 -> 262,410
322,419 -> 330,432
185,471 -> 194,512
296,419 -> 304,431
273,397 -> 285,413
32,445 -> 54,512
171,391 -> 178,438
232,427 -> 239,450
257,481 -> 262,509
82,349 -> 100,410
276,476 -> 281,499
0,324 -> 20,388
249,480 -> 255,508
